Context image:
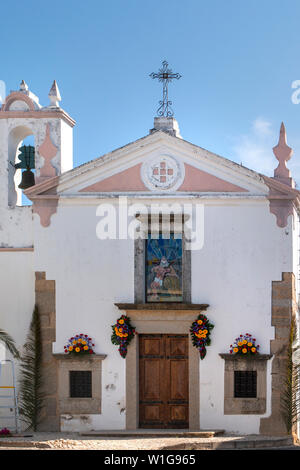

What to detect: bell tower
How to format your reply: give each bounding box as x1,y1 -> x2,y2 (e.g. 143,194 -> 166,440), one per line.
0,80 -> 75,247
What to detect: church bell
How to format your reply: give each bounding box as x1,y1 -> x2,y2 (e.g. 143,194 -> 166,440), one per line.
18,169 -> 35,189
15,144 -> 36,190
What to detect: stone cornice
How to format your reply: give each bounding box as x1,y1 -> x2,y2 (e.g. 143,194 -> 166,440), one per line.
219,353 -> 273,361
0,109 -> 76,127
53,353 -> 107,360
115,303 -> 209,311
0,247 -> 34,252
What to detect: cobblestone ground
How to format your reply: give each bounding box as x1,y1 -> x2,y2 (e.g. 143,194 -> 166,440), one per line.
0,433 -> 298,450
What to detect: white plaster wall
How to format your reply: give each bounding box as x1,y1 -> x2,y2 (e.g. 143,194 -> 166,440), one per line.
59,120 -> 73,174
0,107 -> 73,430
0,119 -> 33,248
33,197 -> 294,433
194,202 -> 293,434
0,252 -> 35,428
0,252 -> 35,347
33,202 -> 134,430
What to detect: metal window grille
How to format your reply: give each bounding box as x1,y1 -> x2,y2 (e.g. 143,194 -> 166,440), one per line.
234,371 -> 257,398
69,371 -> 92,398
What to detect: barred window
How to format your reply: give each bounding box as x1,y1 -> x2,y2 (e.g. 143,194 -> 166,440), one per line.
234,371 -> 257,398
69,371 -> 92,398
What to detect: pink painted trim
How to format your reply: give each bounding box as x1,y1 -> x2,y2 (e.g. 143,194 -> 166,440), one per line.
179,164 -> 248,192
261,124 -> 299,227
24,176 -> 60,198
1,92 -> 35,111
262,175 -> 300,228
36,123 -> 57,182
0,247 -> 34,252
79,163 -> 147,192
32,198 -> 58,227
268,199 -> 294,228
273,122 -> 293,185
0,110 -> 76,127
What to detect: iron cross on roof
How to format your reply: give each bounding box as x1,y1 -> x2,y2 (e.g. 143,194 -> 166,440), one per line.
150,61 -> 182,117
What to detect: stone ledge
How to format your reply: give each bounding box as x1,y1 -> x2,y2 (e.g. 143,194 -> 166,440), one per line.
115,303 -> 209,311
53,354 -> 107,360
219,354 -> 272,361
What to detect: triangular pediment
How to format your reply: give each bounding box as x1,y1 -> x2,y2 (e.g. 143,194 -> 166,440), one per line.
26,131 -> 270,199
78,161 -> 248,193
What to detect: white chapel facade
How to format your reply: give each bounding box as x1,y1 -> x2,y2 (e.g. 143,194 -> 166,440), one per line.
0,79 -> 299,435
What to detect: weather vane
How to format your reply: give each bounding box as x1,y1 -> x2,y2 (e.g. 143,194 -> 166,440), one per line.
150,60 -> 181,117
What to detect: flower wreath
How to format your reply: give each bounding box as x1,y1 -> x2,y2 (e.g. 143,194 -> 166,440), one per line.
190,314 -> 214,359
111,315 -> 136,358
230,333 -> 260,356
64,334 -> 95,355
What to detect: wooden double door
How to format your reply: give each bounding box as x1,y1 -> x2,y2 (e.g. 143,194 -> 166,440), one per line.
139,334 -> 189,429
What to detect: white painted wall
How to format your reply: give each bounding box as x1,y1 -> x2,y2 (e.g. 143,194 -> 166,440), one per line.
0,252 -> 35,429
32,196 -> 294,433
0,104 -> 74,431
194,202 -> 293,434
34,202 -> 134,430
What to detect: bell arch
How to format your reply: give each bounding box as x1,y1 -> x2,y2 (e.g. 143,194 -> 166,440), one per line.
8,124 -> 35,207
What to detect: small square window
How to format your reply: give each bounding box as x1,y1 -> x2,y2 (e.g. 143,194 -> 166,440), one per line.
234,371 -> 257,398
69,371 -> 92,398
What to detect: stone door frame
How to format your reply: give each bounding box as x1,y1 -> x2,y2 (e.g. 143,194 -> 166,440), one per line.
120,307 -> 202,430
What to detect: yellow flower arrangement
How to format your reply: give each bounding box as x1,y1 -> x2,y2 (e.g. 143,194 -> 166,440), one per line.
190,314 -> 214,360
230,334 -> 260,357
64,334 -> 95,355
111,315 -> 136,358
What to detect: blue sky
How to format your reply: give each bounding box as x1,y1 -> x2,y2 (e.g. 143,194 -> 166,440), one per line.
2,0 -> 300,184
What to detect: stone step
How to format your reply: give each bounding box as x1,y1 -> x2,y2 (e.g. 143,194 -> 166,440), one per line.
160,436 -> 294,450
80,429 -> 225,438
